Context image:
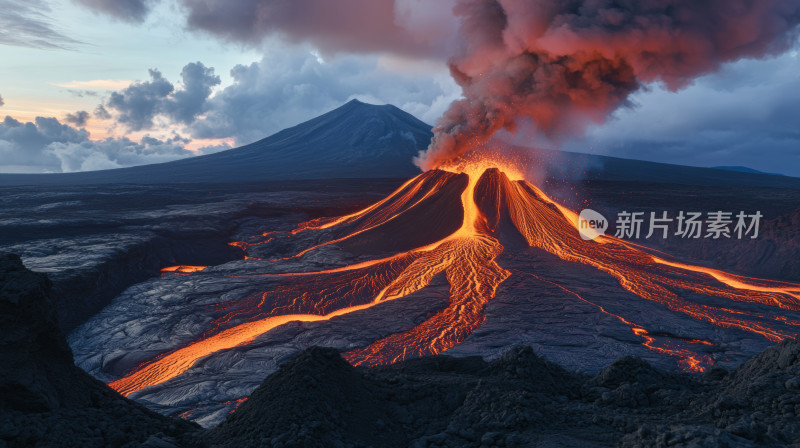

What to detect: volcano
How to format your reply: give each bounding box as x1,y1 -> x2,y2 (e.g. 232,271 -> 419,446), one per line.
66,163 -> 800,425
2,99 -> 800,190
0,100 -> 432,185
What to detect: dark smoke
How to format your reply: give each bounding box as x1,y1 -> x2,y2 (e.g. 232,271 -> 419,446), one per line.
415,0 -> 800,170
181,0 -> 449,58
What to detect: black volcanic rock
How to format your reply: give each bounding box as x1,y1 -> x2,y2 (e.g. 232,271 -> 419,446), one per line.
206,347 -> 399,448
483,345 -> 580,396
712,339 -> 800,445
0,253 -> 72,412
0,254 -> 199,448
202,343 -> 800,448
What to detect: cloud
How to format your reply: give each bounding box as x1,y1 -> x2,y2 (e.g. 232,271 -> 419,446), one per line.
64,110 -> 89,127
164,62 -> 221,124
52,79 -> 133,90
0,115 -> 224,173
560,49 -> 800,176
105,62 -> 220,131
3,48 -> 456,173
187,50 -> 456,145
0,116 -> 86,171
50,134 -> 191,172
180,0 -> 456,58
72,0 -> 152,23
69,0 -> 459,58
0,0 -> 83,49
94,104 -> 111,120
106,69 -> 174,131
65,90 -> 99,98
0,94 -> 4,107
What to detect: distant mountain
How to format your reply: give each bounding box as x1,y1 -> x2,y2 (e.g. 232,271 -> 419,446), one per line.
1,99 -> 799,189
712,165 -> 784,176
544,150 -> 800,189
0,100 -> 432,185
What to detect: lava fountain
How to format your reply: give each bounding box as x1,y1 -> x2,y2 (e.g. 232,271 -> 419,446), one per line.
108,163 -> 800,397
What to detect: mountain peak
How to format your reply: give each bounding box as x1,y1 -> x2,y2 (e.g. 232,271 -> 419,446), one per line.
338,98 -> 406,116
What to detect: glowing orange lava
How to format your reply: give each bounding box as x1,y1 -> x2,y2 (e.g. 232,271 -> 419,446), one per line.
161,265 -> 208,274
110,165 -> 800,397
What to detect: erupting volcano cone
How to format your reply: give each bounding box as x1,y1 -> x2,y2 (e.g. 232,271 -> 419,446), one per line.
108,166 -> 800,397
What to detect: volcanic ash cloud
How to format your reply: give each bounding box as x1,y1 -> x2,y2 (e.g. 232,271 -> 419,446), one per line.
415,0 -> 800,170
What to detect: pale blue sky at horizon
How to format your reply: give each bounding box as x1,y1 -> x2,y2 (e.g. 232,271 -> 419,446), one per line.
1,0 -> 799,176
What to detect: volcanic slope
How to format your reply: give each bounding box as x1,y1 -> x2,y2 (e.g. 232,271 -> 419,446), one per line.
70,166 -> 800,425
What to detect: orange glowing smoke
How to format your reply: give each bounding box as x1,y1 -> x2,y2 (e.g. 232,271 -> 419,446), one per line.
110,165 -> 800,397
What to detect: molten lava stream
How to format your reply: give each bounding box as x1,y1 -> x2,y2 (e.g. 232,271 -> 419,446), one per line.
344,166 -> 509,365
160,265 -> 207,275
109,255 -> 416,396
109,165 -> 800,397
289,176 -> 420,234
496,176 -> 800,341
110,169 -> 508,395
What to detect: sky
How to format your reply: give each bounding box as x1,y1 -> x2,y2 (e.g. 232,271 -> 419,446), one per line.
1,0 -> 799,176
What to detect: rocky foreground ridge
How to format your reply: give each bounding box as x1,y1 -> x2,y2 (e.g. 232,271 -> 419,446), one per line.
1,253 -> 799,448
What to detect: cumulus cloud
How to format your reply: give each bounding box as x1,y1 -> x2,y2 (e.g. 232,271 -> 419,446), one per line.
0,0 -> 83,49
0,94 -> 4,107
0,115 -> 224,173
3,48 -> 455,173
165,62 -> 222,124
107,69 -> 174,131
50,134 -> 191,172
64,110 -> 89,127
0,116 -> 87,171
187,51 -> 456,145
105,62 -> 220,131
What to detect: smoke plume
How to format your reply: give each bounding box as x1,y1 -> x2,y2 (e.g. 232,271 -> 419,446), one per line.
181,0 -> 455,58
415,0 -> 800,170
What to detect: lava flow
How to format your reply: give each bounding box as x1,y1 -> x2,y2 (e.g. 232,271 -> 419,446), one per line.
160,265 -> 208,274
109,164 -> 800,396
